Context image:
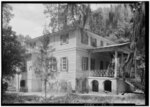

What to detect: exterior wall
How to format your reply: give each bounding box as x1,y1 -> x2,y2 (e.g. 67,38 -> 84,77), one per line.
48,49 -> 76,90
25,29 -> 78,92
24,29 -> 117,93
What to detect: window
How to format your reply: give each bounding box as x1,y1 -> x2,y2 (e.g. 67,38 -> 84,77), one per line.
61,57 -> 68,71
91,37 -> 97,47
60,33 -> 69,45
20,80 -> 25,87
81,31 -> 88,44
49,57 -> 57,71
91,58 -> 95,70
107,43 -> 110,46
82,57 -> 88,71
100,61 -> 104,70
100,41 -> 103,46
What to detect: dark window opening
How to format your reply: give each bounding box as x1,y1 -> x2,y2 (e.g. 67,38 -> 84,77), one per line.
104,80 -> 112,92
60,33 -> 69,45
100,61 -> 104,70
20,80 -> 25,87
81,31 -> 89,45
91,58 -> 95,70
91,37 -> 97,47
92,80 -> 99,92
100,41 -> 103,46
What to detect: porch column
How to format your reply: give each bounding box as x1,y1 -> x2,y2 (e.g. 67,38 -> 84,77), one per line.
88,52 -> 91,77
114,51 -> 118,78
121,53 -> 124,77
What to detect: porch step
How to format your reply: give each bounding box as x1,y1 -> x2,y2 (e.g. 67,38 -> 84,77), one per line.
125,80 -> 144,94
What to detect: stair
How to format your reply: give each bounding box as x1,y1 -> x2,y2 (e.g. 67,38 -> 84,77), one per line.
125,79 -> 144,94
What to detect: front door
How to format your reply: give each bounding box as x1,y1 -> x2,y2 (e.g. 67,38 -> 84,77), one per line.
92,80 -> 99,92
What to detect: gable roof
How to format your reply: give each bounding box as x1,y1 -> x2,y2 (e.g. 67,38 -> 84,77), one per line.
28,26 -> 118,44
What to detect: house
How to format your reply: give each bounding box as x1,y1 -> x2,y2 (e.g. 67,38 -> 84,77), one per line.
14,27 -> 133,94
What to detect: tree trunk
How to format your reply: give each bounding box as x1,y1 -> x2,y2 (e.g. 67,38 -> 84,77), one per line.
44,79 -> 47,99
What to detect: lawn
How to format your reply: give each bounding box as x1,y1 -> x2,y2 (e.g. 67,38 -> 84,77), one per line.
2,92 -> 145,105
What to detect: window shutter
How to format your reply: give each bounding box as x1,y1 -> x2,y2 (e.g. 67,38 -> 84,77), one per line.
66,57 -> 68,72
87,57 -> 88,70
82,57 -> 84,70
60,57 -> 62,71
60,35 -> 62,45
66,34 -> 69,44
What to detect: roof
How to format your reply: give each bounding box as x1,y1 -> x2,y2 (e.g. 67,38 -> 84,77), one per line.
85,30 -> 116,44
89,42 -> 132,54
28,25 -> 116,44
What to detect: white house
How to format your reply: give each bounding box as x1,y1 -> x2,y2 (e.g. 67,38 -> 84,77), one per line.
15,27 -> 134,94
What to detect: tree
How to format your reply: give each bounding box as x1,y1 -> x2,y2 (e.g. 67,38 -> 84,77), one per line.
2,4 -> 26,93
2,3 -> 14,29
33,27 -> 57,99
2,27 -> 26,80
44,4 -> 91,32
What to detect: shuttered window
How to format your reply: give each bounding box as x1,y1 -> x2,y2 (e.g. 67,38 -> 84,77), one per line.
91,37 -> 97,47
100,41 -> 103,46
60,33 -> 69,45
49,57 -> 57,71
60,57 -> 68,71
81,31 -> 89,45
82,57 -> 88,71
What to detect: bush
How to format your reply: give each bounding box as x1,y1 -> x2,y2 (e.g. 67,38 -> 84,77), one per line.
47,80 -> 72,93
2,82 -> 8,93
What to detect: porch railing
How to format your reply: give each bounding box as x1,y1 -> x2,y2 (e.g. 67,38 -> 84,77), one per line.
89,69 -> 114,77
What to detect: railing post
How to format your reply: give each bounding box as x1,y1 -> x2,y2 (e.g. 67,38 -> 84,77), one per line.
114,51 -> 118,78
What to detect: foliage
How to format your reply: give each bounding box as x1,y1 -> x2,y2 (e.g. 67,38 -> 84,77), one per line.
89,4 -> 133,43
44,4 -> 91,32
2,4 -> 26,93
2,27 -> 26,78
2,93 -> 145,104
2,4 -> 14,29
33,27 -> 57,99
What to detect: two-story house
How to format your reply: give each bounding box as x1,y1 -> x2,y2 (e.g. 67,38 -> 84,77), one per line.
15,27 -> 133,94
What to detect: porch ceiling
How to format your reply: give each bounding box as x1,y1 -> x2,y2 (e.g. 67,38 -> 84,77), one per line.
89,42 -> 132,54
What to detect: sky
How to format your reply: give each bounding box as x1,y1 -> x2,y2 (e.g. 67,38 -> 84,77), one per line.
9,4 -> 110,38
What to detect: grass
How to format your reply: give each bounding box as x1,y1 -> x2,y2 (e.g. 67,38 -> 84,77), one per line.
2,92 -> 145,105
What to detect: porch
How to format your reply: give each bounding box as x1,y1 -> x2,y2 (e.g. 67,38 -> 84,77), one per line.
86,42 -> 132,94
87,42 -> 132,78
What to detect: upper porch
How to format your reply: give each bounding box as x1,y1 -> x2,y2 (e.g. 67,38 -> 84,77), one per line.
87,42 -> 133,78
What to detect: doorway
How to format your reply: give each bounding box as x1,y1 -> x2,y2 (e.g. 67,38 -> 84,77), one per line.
104,80 -> 112,92
92,80 -> 99,92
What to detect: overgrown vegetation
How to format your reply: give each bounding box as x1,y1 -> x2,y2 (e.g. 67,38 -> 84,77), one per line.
2,93 -> 145,105
2,4 -> 26,93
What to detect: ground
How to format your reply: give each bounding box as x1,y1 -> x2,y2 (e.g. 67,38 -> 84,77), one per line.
2,91 -> 145,105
